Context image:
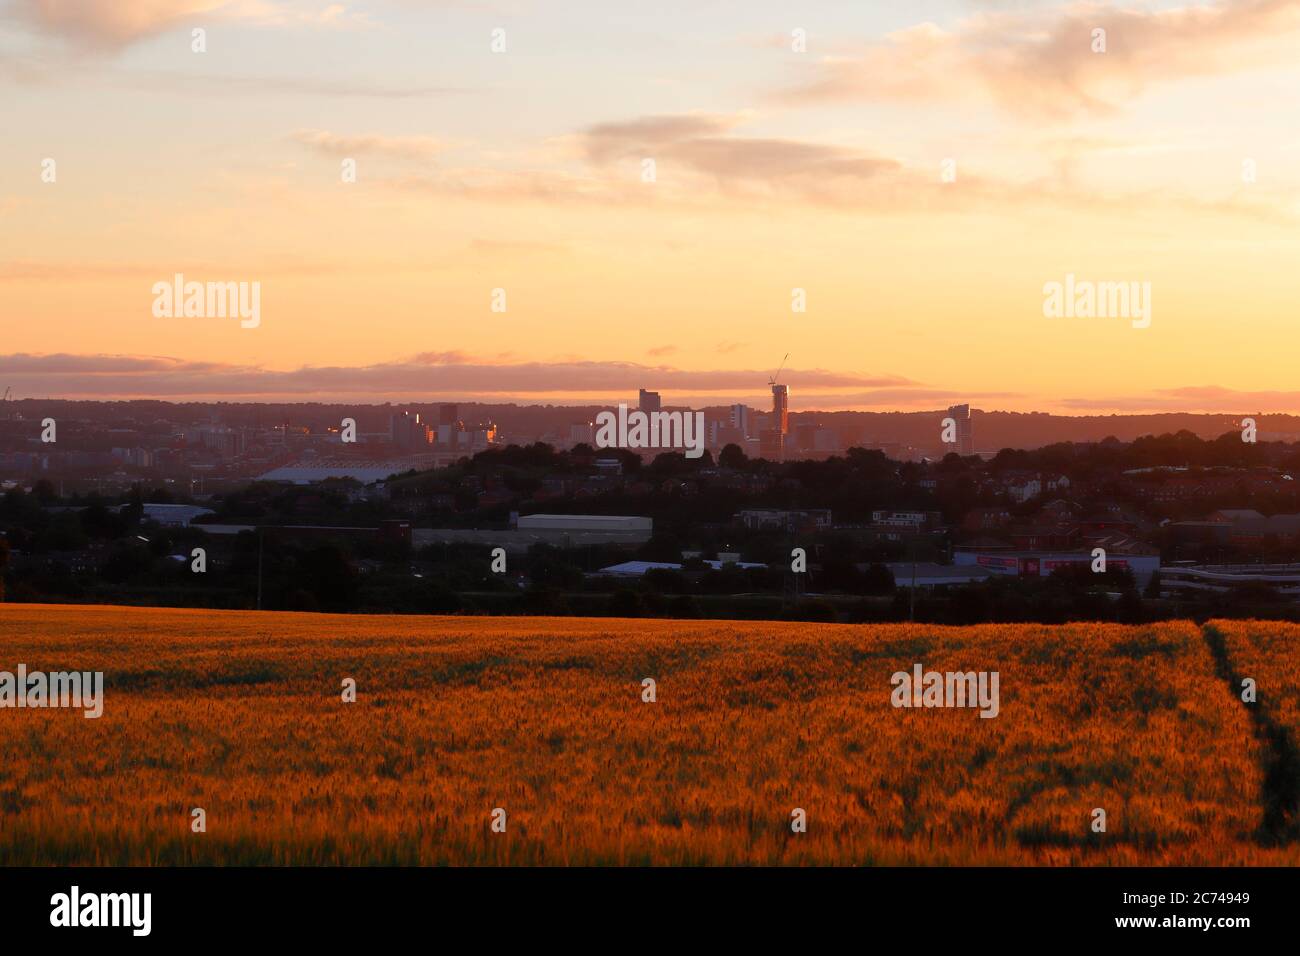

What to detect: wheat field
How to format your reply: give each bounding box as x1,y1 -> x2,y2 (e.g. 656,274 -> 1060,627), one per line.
0,604 -> 1295,865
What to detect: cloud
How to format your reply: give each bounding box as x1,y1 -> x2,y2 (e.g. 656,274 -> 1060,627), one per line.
291,129 -> 445,160
368,108 -> 1298,223
779,0 -> 1300,119
15,0 -> 234,47
11,354 -> 1300,413
0,259 -> 337,281
0,56 -> 461,98
582,114 -> 746,162
0,353 -> 236,374
14,0 -> 375,49
1062,384 -> 1300,413
581,113 -> 902,188
792,388 -> 1022,410
388,167 -> 644,206
14,0 -> 270,48
386,112 -> 913,210
0,247 -> 569,284
120,70 -> 454,98
0,352 -> 918,401
392,111 -> 1299,224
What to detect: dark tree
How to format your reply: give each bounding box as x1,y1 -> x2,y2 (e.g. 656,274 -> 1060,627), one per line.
719,443 -> 747,469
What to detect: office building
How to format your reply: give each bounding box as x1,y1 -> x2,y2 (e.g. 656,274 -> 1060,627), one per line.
759,427 -> 784,461
947,404 -> 974,457
729,404 -> 751,438
389,411 -> 431,450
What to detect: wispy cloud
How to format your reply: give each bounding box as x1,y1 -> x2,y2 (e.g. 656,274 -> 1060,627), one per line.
385,113 -> 922,210
291,128 -> 446,161
1063,384 -> 1300,413
0,352 -> 919,401
792,389 -> 1022,410
13,0 -> 375,50
122,70 -> 456,98
14,0 -> 245,48
778,0 -> 1300,119
381,111 -> 1298,224
0,57 -> 460,98
581,112 -> 902,188
0,259 -> 337,281
12,354 -> 1300,413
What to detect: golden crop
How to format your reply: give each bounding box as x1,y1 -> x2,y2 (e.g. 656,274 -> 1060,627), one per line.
0,604 -> 1294,865
1210,619 -> 1300,743
1206,618 -> 1300,844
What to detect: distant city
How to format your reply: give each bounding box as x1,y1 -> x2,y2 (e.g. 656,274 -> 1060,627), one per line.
6,385 -> 1300,621
3,384 -> 1295,496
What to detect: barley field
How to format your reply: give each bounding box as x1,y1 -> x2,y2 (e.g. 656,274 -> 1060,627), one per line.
0,604 -> 1295,865
1210,620 -> 1300,747
1205,619 -> 1300,844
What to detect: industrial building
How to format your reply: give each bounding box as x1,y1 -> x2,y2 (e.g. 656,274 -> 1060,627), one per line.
734,508 -> 833,533
595,558 -> 767,577
413,514 -> 653,553
138,503 -> 216,527
1160,564 -> 1300,598
885,563 -> 993,588
172,518 -> 409,541
952,547 -> 1160,587
258,456 -> 460,485
516,514 -> 651,533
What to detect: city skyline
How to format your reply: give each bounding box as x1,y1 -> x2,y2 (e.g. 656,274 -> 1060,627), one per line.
6,1 -> 1300,412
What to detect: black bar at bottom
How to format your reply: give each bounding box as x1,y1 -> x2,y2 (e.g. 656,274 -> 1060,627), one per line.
0,866 -> 1284,942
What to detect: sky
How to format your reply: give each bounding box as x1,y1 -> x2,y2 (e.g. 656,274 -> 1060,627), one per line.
3,0 -> 1300,413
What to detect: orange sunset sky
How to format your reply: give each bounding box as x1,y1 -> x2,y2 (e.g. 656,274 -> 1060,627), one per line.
2,0 -> 1300,412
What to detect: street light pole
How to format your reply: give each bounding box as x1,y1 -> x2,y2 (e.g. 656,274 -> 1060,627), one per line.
909,535 -> 917,622
256,530 -> 264,611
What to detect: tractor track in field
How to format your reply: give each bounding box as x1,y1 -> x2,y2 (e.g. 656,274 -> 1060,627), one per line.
1201,623 -> 1300,844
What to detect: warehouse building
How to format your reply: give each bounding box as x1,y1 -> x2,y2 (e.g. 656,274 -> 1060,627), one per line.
138,503 -> 216,527
595,558 -> 766,577
414,514 -> 653,553
1160,563 -> 1300,598
885,563 -> 993,589
515,514 -> 652,534
952,547 -> 1160,587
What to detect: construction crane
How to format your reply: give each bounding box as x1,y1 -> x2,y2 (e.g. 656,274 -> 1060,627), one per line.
768,353 -> 788,386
